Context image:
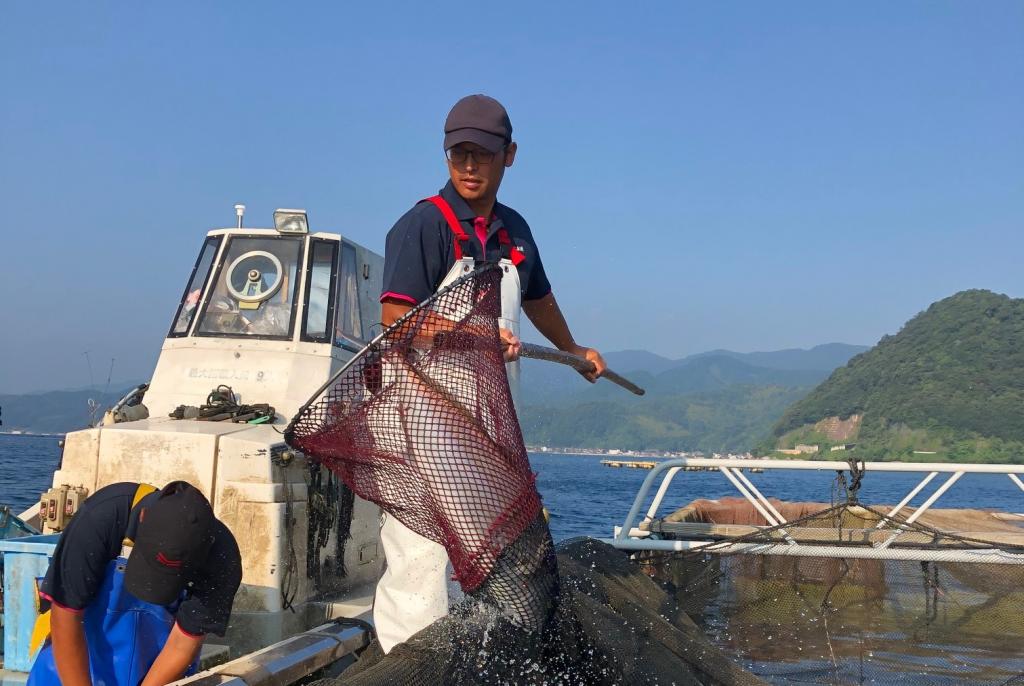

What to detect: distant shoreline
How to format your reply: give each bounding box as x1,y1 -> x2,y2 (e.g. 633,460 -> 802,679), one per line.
0,431 -> 64,438
526,445 -> 746,460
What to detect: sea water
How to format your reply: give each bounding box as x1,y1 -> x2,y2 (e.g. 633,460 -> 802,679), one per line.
7,433 -> 1023,683
2,433 -> 1022,540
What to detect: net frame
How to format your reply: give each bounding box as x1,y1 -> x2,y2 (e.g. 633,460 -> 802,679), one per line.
285,265 -> 556,629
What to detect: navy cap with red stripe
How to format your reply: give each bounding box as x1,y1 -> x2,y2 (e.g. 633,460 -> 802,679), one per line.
125,481 -> 215,606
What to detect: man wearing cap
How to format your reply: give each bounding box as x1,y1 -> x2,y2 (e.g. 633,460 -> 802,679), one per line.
375,94 -> 607,652
28,481 -> 242,686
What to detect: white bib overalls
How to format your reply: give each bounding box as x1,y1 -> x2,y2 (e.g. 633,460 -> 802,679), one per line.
373,199 -> 523,653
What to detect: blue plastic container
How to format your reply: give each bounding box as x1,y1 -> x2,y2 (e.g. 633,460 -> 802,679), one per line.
0,506 -> 39,540
0,534 -> 59,672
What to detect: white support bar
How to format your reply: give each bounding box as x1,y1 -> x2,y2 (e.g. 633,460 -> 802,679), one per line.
644,466 -> 682,522
717,466 -> 780,526
616,461 -> 674,540
730,468 -> 787,524
613,526 -> 650,539
875,471 -> 938,529
875,471 -> 964,550
717,467 -> 797,546
1010,473 -> 1024,494
599,537 -> 1024,564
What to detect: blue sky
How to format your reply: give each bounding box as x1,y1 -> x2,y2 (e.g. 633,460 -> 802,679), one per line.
1,2 -> 1022,393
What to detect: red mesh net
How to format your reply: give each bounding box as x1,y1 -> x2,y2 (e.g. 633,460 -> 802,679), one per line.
285,265 -> 543,593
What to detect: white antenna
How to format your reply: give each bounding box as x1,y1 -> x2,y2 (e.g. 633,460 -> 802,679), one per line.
234,204 -> 246,229
82,350 -> 95,389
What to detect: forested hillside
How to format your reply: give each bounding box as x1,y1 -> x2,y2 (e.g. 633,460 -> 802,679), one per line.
764,290 -> 1024,462
521,384 -> 809,453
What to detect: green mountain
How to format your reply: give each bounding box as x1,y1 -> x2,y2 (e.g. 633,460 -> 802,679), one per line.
762,290 -> 1024,463
683,343 -> 869,372
519,345 -> 865,408
521,384 -> 810,453
519,348 -> 867,453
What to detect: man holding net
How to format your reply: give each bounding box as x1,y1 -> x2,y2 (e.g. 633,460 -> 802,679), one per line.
373,94 -> 607,652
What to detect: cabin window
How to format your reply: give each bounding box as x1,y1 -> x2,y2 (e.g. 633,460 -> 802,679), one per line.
302,239 -> 338,343
169,236 -> 222,337
195,236 -> 304,339
336,242 -> 364,341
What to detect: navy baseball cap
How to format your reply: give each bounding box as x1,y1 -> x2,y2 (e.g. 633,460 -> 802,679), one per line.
443,94 -> 512,153
125,481 -> 215,605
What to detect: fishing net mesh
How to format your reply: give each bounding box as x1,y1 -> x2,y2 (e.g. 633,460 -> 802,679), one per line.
315,537 -> 769,686
286,265 -> 556,630
288,267 -> 1024,684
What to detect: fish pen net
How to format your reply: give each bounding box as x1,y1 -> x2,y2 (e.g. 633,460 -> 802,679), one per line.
640,495 -> 1024,684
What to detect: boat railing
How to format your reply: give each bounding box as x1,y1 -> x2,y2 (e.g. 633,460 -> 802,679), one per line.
170,618 -> 370,686
601,458 -> 1024,564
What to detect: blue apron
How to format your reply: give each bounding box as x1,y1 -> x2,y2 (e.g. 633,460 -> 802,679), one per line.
26,556 -> 198,686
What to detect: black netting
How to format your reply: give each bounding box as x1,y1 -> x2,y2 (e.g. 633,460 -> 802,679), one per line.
640,499 -> 1024,684
313,539 -> 768,686
318,498 -> 1024,685
286,265 -> 555,631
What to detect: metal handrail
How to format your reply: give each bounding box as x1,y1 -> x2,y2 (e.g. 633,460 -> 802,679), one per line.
599,538 -> 1024,564
614,458 -> 1024,544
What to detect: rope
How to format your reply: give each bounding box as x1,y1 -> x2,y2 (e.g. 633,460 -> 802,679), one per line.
846,459 -> 865,504
306,462 -> 338,592
334,475 -> 356,578
271,447 -> 299,612
168,385 -> 275,423
833,459 -> 866,506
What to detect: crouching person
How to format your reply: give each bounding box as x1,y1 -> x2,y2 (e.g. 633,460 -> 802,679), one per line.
28,481 -> 242,686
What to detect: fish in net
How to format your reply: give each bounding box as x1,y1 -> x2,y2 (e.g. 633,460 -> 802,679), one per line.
286,265 -> 557,633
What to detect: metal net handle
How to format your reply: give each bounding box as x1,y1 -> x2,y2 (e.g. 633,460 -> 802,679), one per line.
519,343 -> 646,396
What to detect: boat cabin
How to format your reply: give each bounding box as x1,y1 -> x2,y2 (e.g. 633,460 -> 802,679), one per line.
146,210 -> 382,419
45,209 -> 386,656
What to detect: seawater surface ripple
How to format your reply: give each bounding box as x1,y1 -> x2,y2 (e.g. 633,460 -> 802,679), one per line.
1,434 -> 1022,540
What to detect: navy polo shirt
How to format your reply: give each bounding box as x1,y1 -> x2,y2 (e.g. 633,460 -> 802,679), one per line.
381,181 -> 552,306
39,482 -> 242,637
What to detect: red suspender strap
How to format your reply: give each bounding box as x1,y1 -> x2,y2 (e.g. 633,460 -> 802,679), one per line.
497,229 -> 526,267
423,196 -> 470,260
422,195 -> 525,267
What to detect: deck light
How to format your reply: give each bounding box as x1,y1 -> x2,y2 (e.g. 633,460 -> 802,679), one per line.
274,209 -> 309,235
